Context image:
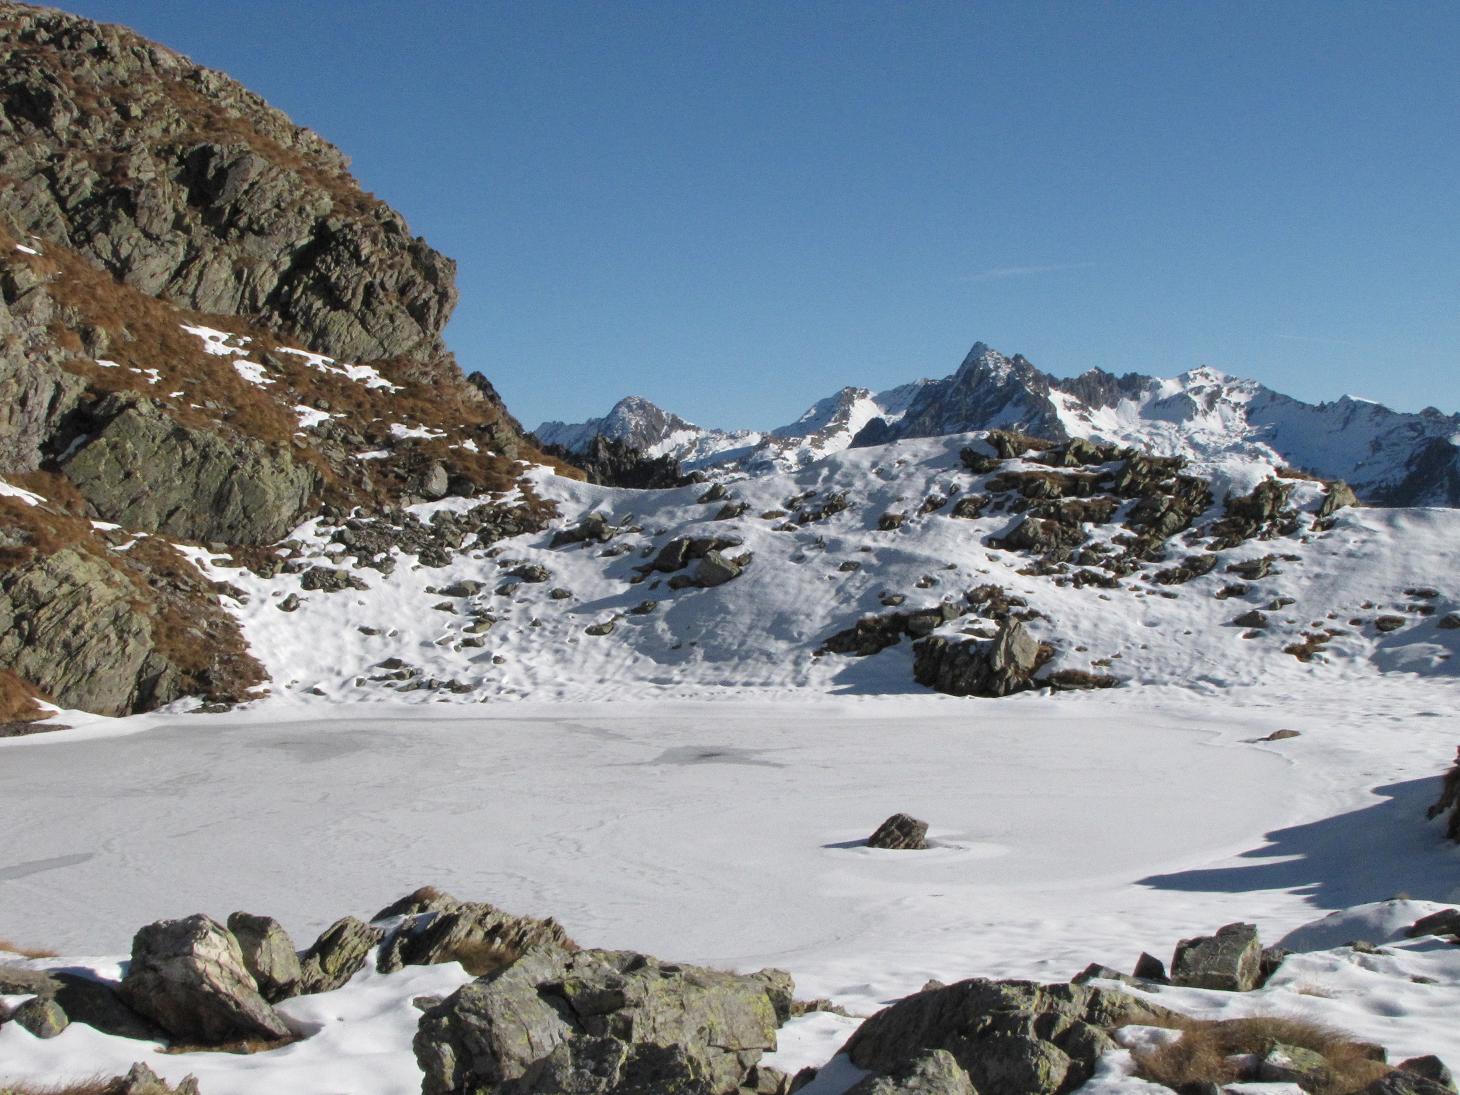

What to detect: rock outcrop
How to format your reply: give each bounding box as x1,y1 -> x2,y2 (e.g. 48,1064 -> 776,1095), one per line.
0,2 -> 570,717
1169,922 -> 1263,992
912,619 -> 1044,698
118,913 -> 292,1045
842,977 -> 1162,1095
414,945 -> 791,1095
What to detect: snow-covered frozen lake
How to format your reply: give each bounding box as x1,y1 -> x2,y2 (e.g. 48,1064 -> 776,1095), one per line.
3,682 -> 1458,1091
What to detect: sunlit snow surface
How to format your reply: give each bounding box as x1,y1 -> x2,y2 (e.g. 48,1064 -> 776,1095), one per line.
3,435 -> 1460,1091
3,684 -> 1460,1091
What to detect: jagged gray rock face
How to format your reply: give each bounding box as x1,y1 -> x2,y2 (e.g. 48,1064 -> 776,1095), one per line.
377,893 -> 575,975
118,913 -> 292,1044
227,911 -> 303,1003
1170,922 -> 1262,992
0,546 -> 175,715
912,619 -> 1042,698
113,1063 -> 202,1095
297,916 -> 384,995
843,978 -> 1160,1095
60,395 -> 319,545
414,945 -> 790,1095
0,2 -> 458,366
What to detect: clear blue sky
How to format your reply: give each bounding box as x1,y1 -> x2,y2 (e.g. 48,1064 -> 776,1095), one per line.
62,1 -> 1460,428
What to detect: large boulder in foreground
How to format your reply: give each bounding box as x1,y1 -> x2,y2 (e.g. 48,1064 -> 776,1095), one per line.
118,913 -> 292,1045
414,944 -> 791,1095
843,977 -> 1162,1095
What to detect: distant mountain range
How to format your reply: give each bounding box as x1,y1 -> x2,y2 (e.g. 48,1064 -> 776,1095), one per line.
533,343 -> 1460,505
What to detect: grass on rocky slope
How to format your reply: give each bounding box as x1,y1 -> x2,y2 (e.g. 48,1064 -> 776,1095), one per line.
1132,1014 -> 1392,1095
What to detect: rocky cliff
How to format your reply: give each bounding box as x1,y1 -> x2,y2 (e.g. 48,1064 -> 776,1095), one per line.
0,1 -> 569,721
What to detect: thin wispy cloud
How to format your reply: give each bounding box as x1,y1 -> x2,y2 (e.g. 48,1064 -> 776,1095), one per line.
966,261 -> 1097,283
1274,333 -> 1359,348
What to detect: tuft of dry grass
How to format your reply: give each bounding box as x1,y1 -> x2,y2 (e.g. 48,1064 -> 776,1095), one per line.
158,1032 -> 301,1055
1131,1014 -> 1391,1095
0,940 -> 59,959
0,1079 -> 115,1095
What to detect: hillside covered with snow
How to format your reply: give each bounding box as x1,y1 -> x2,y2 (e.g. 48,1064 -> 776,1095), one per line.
538,343 -> 1460,506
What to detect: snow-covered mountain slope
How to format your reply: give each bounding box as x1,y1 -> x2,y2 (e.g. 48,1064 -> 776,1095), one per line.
159,432 -> 1460,711
869,345 -> 1460,507
533,382 -> 929,474
538,344 -> 1460,505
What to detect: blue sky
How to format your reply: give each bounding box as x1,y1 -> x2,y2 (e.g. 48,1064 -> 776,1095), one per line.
65,2 -> 1460,428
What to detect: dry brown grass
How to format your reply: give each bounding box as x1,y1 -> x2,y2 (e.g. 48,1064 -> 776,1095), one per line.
0,938 -> 59,959
1132,1014 -> 1391,1095
0,1078 -> 115,1095
441,938 -> 525,977
158,1032 -> 301,1055
0,671 -> 51,725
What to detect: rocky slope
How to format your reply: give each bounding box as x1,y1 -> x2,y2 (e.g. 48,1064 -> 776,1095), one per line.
0,1 -> 570,721
540,343 -> 1460,505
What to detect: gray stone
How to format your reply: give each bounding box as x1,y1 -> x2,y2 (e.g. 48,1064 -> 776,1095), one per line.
119,913 -> 292,1044
912,619 -> 1042,698
378,896 -> 575,975
60,396 -> 319,546
1170,922 -> 1262,992
847,1049 -> 976,1095
12,994 -> 68,1038
867,813 -> 930,851
694,550 -> 742,587
1232,609 -> 1269,629
1317,481 -> 1360,518
1132,953 -> 1168,982
111,1062 -> 203,1095
227,911 -> 303,1002
298,566 -> 368,593
1400,1057 -> 1456,1092
414,945 -> 789,1095
1405,909 -> 1460,938
843,977 -> 1163,1095
297,916 -> 384,994
1258,1043 -> 1333,1086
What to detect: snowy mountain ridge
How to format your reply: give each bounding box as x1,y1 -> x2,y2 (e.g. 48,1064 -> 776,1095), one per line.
536,343 -> 1460,505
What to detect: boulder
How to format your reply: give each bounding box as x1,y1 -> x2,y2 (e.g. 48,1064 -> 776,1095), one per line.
1400,1057 -> 1457,1093
11,994 -> 68,1038
297,916 -> 384,994
1368,1071 -> 1458,1095
1317,481 -> 1360,518
1404,908 -> 1460,938
694,550 -> 742,587
1170,922 -> 1262,992
298,566 -> 369,593
227,912 -> 303,1002
118,913 -> 292,1044
1258,1043 -> 1334,1087
1233,609 -> 1269,629
113,1063 -> 202,1095
843,977 -> 1163,1095
912,619 -> 1042,698
1132,953 -> 1168,982
377,896 -> 575,975
867,813 -> 930,851
414,945 -> 790,1095
551,513 -> 615,548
